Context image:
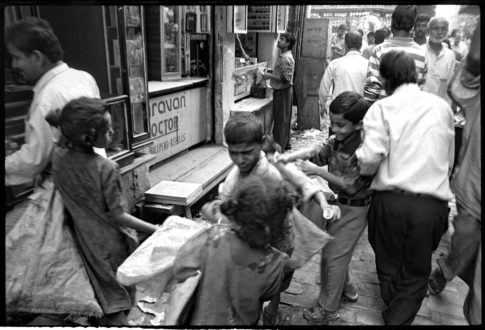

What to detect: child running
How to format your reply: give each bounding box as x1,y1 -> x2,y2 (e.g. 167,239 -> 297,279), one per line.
277,91 -> 373,324
51,97 -> 158,325
172,176 -> 293,325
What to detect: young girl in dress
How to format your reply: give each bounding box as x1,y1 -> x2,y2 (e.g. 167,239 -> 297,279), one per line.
172,176 -> 295,325
51,97 -> 158,325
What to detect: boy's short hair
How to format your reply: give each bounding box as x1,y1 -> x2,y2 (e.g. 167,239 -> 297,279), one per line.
329,91 -> 370,125
391,5 -> 417,33
224,115 -> 264,145
281,32 -> 296,50
367,31 -> 375,38
5,17 -> 64,63
379,50 -> 417,92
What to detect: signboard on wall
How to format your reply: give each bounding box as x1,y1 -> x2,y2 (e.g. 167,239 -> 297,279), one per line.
301,18 -> 329,58
148,87 -> 207,164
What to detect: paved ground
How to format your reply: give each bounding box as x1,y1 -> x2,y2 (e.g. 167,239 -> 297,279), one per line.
270,123 -> 469,326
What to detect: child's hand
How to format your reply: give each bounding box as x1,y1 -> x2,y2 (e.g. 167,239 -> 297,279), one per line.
296,159 -> 320,176
322,205 -> 341,222
273,152 -> 290,164
201,200 -> 224,223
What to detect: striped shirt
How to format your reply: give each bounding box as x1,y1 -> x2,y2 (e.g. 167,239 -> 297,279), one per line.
363,37 -> 428,102
270,50 -> 295,90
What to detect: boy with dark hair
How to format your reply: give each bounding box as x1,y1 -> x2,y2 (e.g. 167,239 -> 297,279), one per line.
262,33 -> 296,151
363,5 -> 427,103
356,50 -> 454,325
414,13 -> 431,45
278,91 -> 373,324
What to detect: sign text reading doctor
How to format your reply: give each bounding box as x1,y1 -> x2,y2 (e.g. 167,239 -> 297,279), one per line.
149,92 -> 187,155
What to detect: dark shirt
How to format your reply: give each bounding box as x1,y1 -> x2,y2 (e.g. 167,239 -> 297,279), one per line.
308,132 -> 373,200
52,147 -> 138,314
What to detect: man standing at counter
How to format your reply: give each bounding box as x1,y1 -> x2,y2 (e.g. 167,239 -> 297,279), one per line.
263,32 -> 296,150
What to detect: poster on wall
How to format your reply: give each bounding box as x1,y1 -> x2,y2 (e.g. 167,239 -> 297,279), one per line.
189,34 -> 209,77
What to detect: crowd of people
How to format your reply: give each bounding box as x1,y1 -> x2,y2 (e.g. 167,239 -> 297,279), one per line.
4,4 -> 480,327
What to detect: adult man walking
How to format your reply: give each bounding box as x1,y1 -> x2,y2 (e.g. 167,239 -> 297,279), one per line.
5,17 -> 104,323
363,5 -> 427,103
262,33 -> 296,150
428,18 -> 481,325
355,50 -> 454,325
318,30 -> 368,129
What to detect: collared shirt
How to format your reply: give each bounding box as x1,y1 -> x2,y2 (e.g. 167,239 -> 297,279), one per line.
421,42 -> 457,106
449,61 -> 481,220
270,50 -> 294,90
355,83 -> 454,201
319,50 -> 368,109
330,33 -> 345,60
364,37 -> 428,102
304,132 -> 374,201
5,62 -> 100,186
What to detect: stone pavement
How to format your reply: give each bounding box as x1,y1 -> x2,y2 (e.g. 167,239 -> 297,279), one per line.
270,126 -> 469,326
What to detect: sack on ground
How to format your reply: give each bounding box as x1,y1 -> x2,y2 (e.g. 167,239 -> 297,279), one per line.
287,208 -> 333,270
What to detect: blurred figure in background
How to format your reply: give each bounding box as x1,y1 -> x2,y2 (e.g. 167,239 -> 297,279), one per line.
414,13 -> 431,45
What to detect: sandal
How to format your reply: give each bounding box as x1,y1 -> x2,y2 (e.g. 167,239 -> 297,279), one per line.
303,307 -> 339,324
302,306 -> 324,322
262,308 -> 279,325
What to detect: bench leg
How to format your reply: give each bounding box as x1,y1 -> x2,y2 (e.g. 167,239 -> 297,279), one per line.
184,206 -> 192,219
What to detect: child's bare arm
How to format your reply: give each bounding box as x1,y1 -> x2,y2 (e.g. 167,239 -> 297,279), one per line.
276,148 -> 312,163
112,209 -> 158,234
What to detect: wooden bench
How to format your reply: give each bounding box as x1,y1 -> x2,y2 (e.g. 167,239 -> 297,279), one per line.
140,144 -> 234,222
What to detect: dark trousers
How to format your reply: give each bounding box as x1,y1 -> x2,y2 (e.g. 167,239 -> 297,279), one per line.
272,87 -> 293,149
368,191 -> 448,325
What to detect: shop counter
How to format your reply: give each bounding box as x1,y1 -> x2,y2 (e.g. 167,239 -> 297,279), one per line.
230,96 -> 273,135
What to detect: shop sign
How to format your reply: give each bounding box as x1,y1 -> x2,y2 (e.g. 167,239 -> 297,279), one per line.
148,88 -> 206,164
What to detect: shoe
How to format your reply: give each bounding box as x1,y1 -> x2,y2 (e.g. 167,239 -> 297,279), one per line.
342,291 -> 359,303
303,307 -> 339,324
428,267 -> 447,295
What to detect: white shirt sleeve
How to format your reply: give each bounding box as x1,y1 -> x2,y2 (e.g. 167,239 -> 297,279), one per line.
5,104 -> 55,186
319,63 -> 334,112
355,103 -> 389,176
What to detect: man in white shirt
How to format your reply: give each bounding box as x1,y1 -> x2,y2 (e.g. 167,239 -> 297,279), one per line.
355,50 -> 454,325
319,30 -> 368,131
421,17 -> 457,106
5,18 -> 104,188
